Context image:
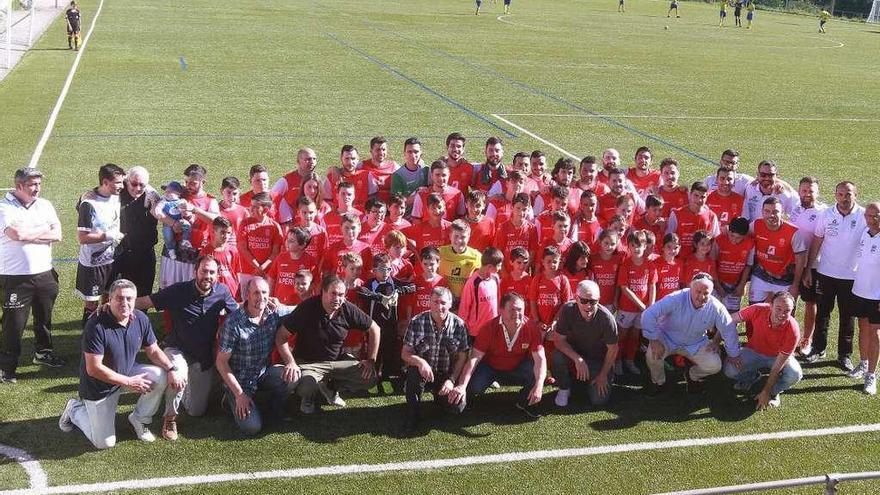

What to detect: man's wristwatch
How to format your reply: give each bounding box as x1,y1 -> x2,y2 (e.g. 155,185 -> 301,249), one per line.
168,365 -> 179,373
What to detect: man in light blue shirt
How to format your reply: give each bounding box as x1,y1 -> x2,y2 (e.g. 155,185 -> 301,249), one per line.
641,274 -> 741,394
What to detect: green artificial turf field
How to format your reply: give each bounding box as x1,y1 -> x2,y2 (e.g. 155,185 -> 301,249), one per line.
1,0 -> 879,493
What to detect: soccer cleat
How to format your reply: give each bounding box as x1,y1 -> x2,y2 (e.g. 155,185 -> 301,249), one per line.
624,360 -> 641,376
300,397 -> 317,415
803,350 -> 827,363
515,400 -> 542,420
554,389 -> 571,407
317,382 -> 346,408
848,360 -> 868,379
161,415 -> 178,441
128,413 -> 156,442
864,373 -> 877,396
768,395 -> 781,408
838,357 -> 855,373
34,351 -> 67,368
489,381 -> 502,390
0,369 -> 16,384
59,399 -> 76,432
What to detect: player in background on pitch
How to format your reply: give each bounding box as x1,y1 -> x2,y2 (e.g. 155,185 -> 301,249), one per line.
818,10 -> 831,33
746,0 -> 756,29
65,1 -> 82,50
503,0 -> 512,15
734,0 -> 743,27
668,0 -> 680,18
619,0 -> 626,13
719,0 -> 729,27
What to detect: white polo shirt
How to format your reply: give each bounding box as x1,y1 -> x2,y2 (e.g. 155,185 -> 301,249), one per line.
741,183 -> 797,222
789,202 -> 828,269
0,192 -> 59,275
705,171 -> 755,196
853,229 -> 880,300
814,203 -> 866,280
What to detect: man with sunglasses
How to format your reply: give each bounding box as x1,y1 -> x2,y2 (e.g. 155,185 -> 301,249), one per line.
742,161 -> 797,222
641,273 -> 741,394
551,280 -> 619,408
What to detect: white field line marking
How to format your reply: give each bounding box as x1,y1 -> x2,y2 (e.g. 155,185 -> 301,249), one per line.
2,423 -> 880,495
491,114 -> 579,159
0,444 -> 48,492
495,14 -> 544,31
26,0 -> 106,169
496,113 -> 880,123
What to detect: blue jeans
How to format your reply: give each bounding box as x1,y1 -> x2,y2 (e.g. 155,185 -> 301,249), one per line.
224,366 -> 290,436
551,350 -> 612,405
467,359 -> 536,402
723,347 -> 803,397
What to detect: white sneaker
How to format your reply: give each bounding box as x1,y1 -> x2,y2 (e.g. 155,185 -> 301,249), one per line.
848,360 -> 869,379
614,361 -> 624,376
624,360 -> 641,375
865,373 -> 877,396
317,382 -> 346,407
489,381 -> 502,390
128,413 -> 155,442
59,399 -> 76,433
554,389 -> 571,408
768,395 -> 781,408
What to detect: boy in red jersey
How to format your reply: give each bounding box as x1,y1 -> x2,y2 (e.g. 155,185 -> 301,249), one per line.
322,181 -> 363,247
338,253 -> 368,357
386,194 -> 412,231
217,177 -> 248,252
399,247 -> 449,335
239,164 -> 279,220
591,230 -> 622,309
486,170 -> 526,225
403,193 -> 452,253
657,158 -> 689,217
668,181 -> 721,257
706,166 -> 744,232
200,216 -> 241,300
615,194 -> 638,227
237,192 -> 282,300
529,246 -> 572,381
538,211 -> 574,272
494,193 -> 538,271
324,144 -> 377,210
683,230 -> 717,282
293,196 -> 328,265
463,190 -> 495,252
634,195 -> 666,255
384,230 -> 414,282
749,198 -> 807,304
626,146 -> 661,199
654,233 -> 683,301
616,230 -> 657,376
360,198 -> 392,257
267,227 -> 319,305
359,136 -> 399,202
411,160 -> 465,222
501,247 -> 533,312
714,217 -> 754,312
573,190 -> 602,250
323,213 -> 374,277
535,185 -> 572,244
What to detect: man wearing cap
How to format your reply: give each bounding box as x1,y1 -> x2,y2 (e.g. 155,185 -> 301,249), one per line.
111,166 -> 161,296
641,274 -> 741,394
0,168 -> 65,383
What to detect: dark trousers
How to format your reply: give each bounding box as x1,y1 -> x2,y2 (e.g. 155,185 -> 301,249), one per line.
377,320 -> 402,378
111,248 -> 156,297
0,270 -> 59,372
467,359 -> 535,403
814,273 -> 855,358
404,366 -> 466,420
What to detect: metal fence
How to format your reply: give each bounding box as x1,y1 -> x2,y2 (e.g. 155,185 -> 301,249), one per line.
652,471 -> 880,495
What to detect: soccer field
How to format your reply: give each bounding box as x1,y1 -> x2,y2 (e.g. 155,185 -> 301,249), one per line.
1,0 -> 880,493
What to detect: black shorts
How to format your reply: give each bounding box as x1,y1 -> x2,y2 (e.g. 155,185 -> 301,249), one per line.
853,295 -> 880,325
67,22 -> 81,34
799,268 -> 819,303
75,263 -> 113,302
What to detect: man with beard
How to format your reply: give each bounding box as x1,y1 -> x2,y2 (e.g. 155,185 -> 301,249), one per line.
741,160 -> 797,222
704,149 -> 754,196
444,133 -> 477,196
749,198 -> 807,305
473,137 -> 507,193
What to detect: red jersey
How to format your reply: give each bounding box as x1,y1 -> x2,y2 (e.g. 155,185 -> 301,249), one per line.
653,257 -> 683,300
268,251 -> 320,305
575,218 -> 603,253
447,159 -> 476,195
564,270 -> 591,292
716,234 -> 755,286
706,190 -> 744,229
279,170 -> 307,216
616,257 -> 657,312
670,206 -> 720,256
404,220 -> 452,252
326,169 -> 375,210
633,215 -> 665,255
239,190 -> 279,221
529,273 -> 572,325
237,216 -> 283,275
184,193 -> 219,251
322,208 -> 364,247
200,244 -> 241,301
486,197 -> 515,225
389,257 -> 414,281
535,210 -> 570,244
597,191 -> 640,224
323,239 -> 373,276
659,187 -> 689,217
360,159 -> 398,202
590,254 -> 622,306
473,317 -> 543,372
626,168 -> 661,198
403,275 -> 449,319
386,217 -> 412,231
682,256 -> 717,285
540,236 -> 574,260
218,203 -> 248,252
740,303 -> 800,357
411,186 -> 463,221
359,222 -> 393,258
292,222 -> 327,265
535,187 -> 581,218
466,216 -> 495,252
493,220 -> 538,261
753,220 -> 801,279
500,273 -> 533,305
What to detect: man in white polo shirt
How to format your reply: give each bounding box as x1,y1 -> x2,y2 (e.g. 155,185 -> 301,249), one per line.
741,161 -> 797,222
704,149 -> 754,196
804,181 -> 865,372
788,177 -> 827,357
851,202 -> 880,395
0,168 -> 65,383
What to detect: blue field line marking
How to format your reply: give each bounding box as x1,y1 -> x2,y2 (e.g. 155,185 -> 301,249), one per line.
324,32 -> 518,139
362,21 -> 714,165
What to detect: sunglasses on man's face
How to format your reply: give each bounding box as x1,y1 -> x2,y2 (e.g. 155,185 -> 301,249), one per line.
578,297 -> 599,306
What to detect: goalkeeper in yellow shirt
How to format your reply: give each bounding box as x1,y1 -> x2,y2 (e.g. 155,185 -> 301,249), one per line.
819,10 -> 831,33
719,0 -> 729,27
746,1 -> 756,29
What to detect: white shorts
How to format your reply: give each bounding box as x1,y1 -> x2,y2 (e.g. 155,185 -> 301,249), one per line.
715,282 -> 743,313
749,275 -> 790,304
616,310 -> 642,329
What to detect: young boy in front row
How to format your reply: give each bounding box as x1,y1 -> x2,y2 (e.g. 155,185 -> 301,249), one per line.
501,247 -> 533,314
529,246 -> 573,384
459,248 -> 504,339
616,230 -> 657,376
267,227 -> 319,305
400,247 -> 449,338
439,219 -> 482,304
713,217 -> 754,314
200,216 -> 241,301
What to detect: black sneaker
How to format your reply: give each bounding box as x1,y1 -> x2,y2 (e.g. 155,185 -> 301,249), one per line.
0,369 -> 16,384
33,351 -> 67,368
838,357 -> 855,372
803,351 -> 827,363
515,400 -> 542,420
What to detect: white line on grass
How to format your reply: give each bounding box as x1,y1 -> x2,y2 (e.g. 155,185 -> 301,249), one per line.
2,423 -> 879,495
491,114 -> 579,159
496,113 -> 880,123
26,0 -> 106,169
0,444 -> 48,492
495,14 -> 543,31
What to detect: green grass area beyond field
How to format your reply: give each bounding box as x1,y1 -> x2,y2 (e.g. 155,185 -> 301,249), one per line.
1,0 -> 880,493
